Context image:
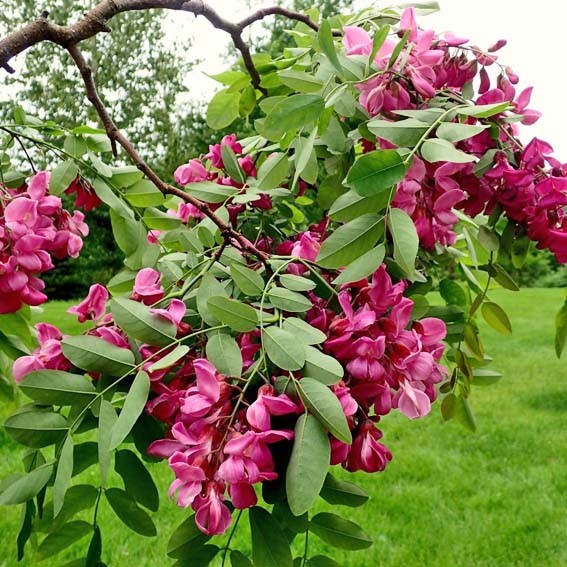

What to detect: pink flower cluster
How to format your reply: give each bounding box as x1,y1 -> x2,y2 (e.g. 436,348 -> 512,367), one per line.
146,358 -> 297,536
343,10 -> 567,261
139,262 -> 447,535
0,171 -> 89,313
306,265 -> 447,471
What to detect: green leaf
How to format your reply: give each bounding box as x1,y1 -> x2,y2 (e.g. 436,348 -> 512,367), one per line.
307,556 -> 341,567
329,190 -> 390,222
61,336 -> 135,376
318,20 -> 343,78
53,436 -> 74,517
369,24 -> 391,63
17,500 -> 34,561
420,138 -> 475,163
388,208 -> 419,277
88,151 -> 113,178
279,274 -> 316,292
249,506 -> 293,567
110,370 -> 150,450
439,279 -> 467,307
49,160 -> 79,196
93,178 -> 134,220
111,297 -> 177,346
255,153 -> 289,190
310,513 -> 373,550
320,474 -> 369,507
231,264 -> 265,296
111,165 -> 144,188
472,368 -> 503,386
221,144 -> 246,184
297,378 -> 351,443
293,129 -> 318,186
37,520 -> 91,560
367,118 -> 428,147
387,30 -> 410,69
207,89 -> 241,129
98,400 -> 117,485
263,95 -> 325,140
167,515 -> 210,559
19,370 -> 96,406
86,525 -> 102,567
105,488 -> 157,537
436,122 -> 489,143
555,301 -> 567,358
172,545 -> 220,567
5,411 -> 67,448
278,70 -> 323,93
231,549 -> 253,567
206,332 -> 243,377
143,207 -> 182,230
124,179 -> 165,207
263,326 -> 306,371
333,244 -> 385,285
184,181 -> 239,203
457,101 -> 510,118
196,274 -> 228,326
147,345 -> 190,372
481,302 -> 512,335
207,297 -> 258,332
268,287 -> 312,313
0,463 -> 53,505
345,150 -> 406,197
282,318 -> 327,345
317,214 -> 384,269
303,346 -> 344,385
115,449 -> 159,512
478,226 -> 500,252
64,135 -> 87,157
286,414 -> 330,516
455,395 -> 477,432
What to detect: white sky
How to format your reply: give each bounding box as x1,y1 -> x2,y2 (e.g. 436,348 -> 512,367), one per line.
178,0 -> 567,157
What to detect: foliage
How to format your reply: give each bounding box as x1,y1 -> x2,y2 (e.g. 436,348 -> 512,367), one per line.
1,3 -> 567,566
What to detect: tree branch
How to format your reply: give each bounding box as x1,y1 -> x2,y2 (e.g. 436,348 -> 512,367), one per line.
0,0 -> 320,261
65,44 -> 269,262
0,0 -> 320,90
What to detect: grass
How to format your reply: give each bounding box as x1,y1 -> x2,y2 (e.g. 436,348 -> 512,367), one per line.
1,289 -> 566,566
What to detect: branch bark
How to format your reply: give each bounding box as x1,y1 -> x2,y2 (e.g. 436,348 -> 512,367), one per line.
0,0 -> 320,262
67,44 -> 269,262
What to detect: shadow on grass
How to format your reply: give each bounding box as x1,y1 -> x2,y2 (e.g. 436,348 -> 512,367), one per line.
524,389 -> 567,413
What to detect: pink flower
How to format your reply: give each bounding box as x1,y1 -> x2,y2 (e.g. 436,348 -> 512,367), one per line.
347,420 -> 392,473
167,452 -> 206,507
132,268 -> 164,305
343,26 -> 372,56
291,232 -> 320,262
346,336 -> 386,381
192,481 -> 232,536
396,380 -> 431,419
246,385 -> 298,431
67,284 -> 109,322
206,134 -> 242,169
174,159 -> 209,186
12,323 -> 70,382
180,359 -> 221,418
150,298 -> 186,327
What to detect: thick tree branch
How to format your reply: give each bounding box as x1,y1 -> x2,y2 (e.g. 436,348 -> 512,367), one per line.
0,0 -> 320,261
67,43 -> 269,262
0,0 -> 320,90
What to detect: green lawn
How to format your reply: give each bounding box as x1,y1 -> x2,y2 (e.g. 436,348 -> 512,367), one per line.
1,289 -> 566,566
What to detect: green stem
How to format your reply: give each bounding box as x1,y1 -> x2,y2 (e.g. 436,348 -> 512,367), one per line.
221,509 -> 243,567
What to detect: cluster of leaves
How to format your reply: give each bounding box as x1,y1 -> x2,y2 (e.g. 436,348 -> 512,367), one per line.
1,2 -> 567,566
